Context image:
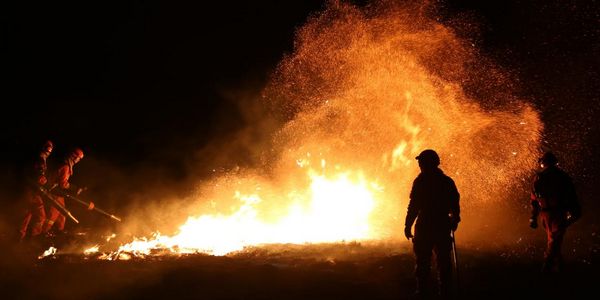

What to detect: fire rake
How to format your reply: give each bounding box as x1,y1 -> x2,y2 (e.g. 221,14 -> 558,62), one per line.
54,189 -> 122,222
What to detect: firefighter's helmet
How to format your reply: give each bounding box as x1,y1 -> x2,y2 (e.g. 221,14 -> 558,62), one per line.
72,148 -> 84,160
41,140 -> 53,153
43,140 -> 53,149
415,149 -> 440,167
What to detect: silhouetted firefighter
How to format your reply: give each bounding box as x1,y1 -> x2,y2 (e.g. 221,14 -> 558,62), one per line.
529,151 -> 581,274
405,149 -> 460,299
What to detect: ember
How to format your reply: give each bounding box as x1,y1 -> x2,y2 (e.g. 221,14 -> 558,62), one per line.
38,247 -> 57,259
48,1 -> 542,259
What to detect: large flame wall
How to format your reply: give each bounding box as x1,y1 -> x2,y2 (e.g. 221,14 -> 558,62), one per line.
94,1 -> 542,258
264,1 -> 542,236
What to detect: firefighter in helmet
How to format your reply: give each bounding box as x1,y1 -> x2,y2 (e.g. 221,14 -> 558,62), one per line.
530,151 -> 581,273
18,140 -> 53,241
42,147 -> 85,234
405,149 -> 460,298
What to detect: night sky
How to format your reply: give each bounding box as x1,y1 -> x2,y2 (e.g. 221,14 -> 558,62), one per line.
1,1 -> 325,165
1,0 -> 599,224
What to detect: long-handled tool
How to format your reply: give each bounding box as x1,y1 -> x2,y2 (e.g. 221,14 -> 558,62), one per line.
53,189 -> 122,222
450,230 -> 460,297
36,184 -> 79,224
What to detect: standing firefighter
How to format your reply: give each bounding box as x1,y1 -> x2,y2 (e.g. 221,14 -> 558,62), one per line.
529,151 -> 581,273
18,140 -> 54,241
42,147 -> 84,234
404,149 -> 460,299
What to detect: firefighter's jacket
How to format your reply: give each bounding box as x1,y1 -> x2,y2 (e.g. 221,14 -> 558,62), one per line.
405,168 -> 460,235
531,165 -> 581,221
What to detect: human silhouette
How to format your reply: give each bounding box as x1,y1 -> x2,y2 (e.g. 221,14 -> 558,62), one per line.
529,151 -> 581,273
405,149 -> 460,299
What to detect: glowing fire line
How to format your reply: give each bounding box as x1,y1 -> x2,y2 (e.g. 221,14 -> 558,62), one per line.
85,169 -> 380,259
69,1 -> 542,261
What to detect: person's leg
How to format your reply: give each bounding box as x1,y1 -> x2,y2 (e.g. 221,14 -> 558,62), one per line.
30,194 -> 46,236
54,197 -> 67,232
414,236 -> 434,297
18,190 -> 35,241
541,213 -> 566,273
19,211 -> 32,241
435,234 -> 453,299
547,219 -> 566,273
43,206 -> 59,233
56,214 -> 66,231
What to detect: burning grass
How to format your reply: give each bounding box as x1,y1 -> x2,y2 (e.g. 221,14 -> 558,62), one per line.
3,238 -> 596,300
35,0 -> 543,260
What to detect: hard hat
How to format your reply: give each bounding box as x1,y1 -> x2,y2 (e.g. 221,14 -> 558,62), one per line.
72,148 -> 84,159
539,152 -> 558,166
44,140 -> 54,149
415,149 -> 440,167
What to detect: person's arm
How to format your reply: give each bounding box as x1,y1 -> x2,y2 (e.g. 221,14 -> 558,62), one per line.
449,178 -> 460,231
57,165 -> 71,189
404,179 -> 420,239
565,174 -> 581,225
35,157 -> 48,185
529,177 -> 540,229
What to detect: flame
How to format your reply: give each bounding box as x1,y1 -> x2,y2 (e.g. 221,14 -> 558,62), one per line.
38,246 -> 57,259
105,233 -> 116,242
84,245 -> 100,255
90,1 -> 542,259
103,169 -> 379,258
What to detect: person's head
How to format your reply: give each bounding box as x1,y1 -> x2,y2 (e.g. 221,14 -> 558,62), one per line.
415,149 -> 440,171
69,148 -> 84,164
41,140 -> 53,157
539,151 -> 558,169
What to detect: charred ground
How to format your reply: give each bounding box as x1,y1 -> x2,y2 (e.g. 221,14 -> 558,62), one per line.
2,241 -> 599,300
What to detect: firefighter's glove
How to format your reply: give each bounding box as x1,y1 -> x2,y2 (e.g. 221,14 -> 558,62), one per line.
529,218 -> 538,229
404,226 -> 413,240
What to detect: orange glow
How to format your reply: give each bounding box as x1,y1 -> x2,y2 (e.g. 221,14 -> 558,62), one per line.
98,169 -> 379,258
74,1 -> 541,259
38,247 -> 57,259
